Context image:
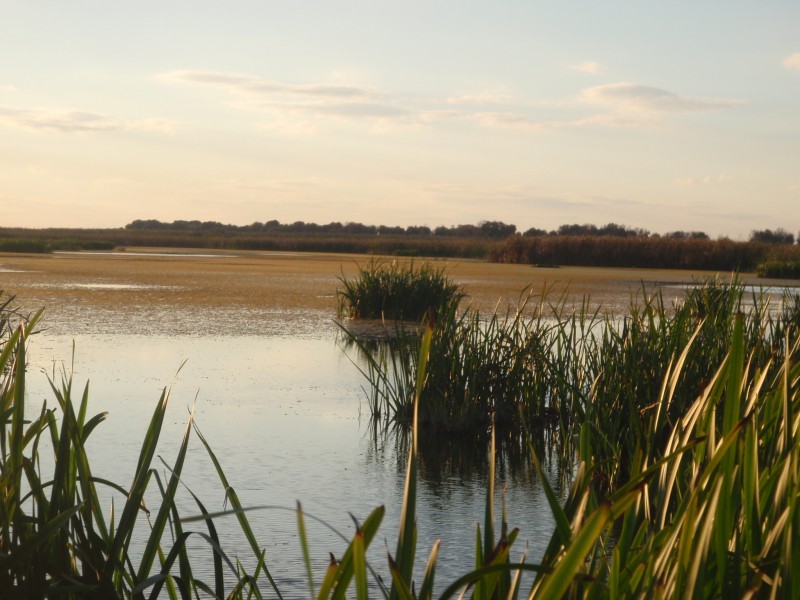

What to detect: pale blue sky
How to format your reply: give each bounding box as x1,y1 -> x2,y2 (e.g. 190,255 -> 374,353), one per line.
1,1 -> 798,238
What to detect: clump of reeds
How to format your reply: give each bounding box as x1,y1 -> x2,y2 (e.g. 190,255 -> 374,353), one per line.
336,259 -> 466,321
532,309 -> 800,597
757,259 -> 800,279
348,278 -> 800,488
349,278 -> 800,597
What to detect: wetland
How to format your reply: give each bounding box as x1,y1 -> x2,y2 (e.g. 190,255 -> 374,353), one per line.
2,248 -> 798,596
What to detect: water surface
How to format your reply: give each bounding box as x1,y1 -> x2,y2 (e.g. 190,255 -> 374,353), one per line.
26,326 -> 563,592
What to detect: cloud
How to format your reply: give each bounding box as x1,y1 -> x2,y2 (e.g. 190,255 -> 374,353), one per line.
161,70 -> 377,100
469,112 -> 548,132
674,174 -> 728,186
160,69 -> 746,136
580,83 -> 745,115
446,89 -> 515,105
0,106 -> 177,133
162,69 -> 409,127
783,53 -> 800,71
570,61 -> 605,75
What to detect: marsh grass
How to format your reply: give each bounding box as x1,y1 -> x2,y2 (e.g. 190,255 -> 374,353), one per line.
336,259 -> 466,321
344,277 -> 800,597
347,279 -> 800,482
757,260 -> 800,279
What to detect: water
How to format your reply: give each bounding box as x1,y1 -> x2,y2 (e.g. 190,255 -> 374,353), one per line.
24,321 -> 564,594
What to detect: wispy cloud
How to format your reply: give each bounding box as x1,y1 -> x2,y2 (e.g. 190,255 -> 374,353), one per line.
674,174 -> 728,186
161,69 -> 405,127
570,61 -> 605,75
0,106 -> 177,133
469,112 -> 548,132
783,52 -> 800,71
446,88 -> 515,105
160,69 -> 746,135
161,70 -> 377,100
580,83 -> 745,116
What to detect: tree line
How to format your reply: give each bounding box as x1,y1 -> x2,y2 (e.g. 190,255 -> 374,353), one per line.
125,219 -> 797,245
2,220 -> 798,275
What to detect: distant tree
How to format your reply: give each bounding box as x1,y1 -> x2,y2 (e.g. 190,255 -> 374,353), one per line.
125,219 -> 166,229
323,221 -> 344,232
522,227 -> 548,237
343,222 -> 376,235
558,223 -> 598,236
378,225 -> 405,235
453,224 -> 481,236
479,220 -> 517,237
433,224 -> 481,236
597,223 -> 631,237
750,228 -> 795,244
666,230 -> 710,240
405,225 -> 432,236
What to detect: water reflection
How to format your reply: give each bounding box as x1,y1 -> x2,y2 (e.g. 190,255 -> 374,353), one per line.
23,329 -> 565,595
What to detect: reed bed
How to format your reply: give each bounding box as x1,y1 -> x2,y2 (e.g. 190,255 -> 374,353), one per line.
346,280 -> 800,485
344,278 -> 800,597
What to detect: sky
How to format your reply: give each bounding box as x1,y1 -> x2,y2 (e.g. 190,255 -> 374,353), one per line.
1,1 -> 798,238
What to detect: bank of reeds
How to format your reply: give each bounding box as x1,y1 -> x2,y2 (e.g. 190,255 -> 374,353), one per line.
336,259 -> 466,321
347,279 -> 800,489
0,237 -> 115,253
492,234 -> 800,271
346,278 -> 800,596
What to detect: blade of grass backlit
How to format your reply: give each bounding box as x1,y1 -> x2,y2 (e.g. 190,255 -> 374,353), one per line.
191,421 -> 284,599
101,387 -> 170,588
390,315 -> 433,599
533,503 -> 611,599
297,501 -> 315,600
136,409 -> 194,583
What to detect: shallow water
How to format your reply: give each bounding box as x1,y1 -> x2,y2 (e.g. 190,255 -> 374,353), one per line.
25,324 -> 564,593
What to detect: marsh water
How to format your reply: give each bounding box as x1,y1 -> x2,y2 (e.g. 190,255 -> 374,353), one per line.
25,325 -> 564,591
